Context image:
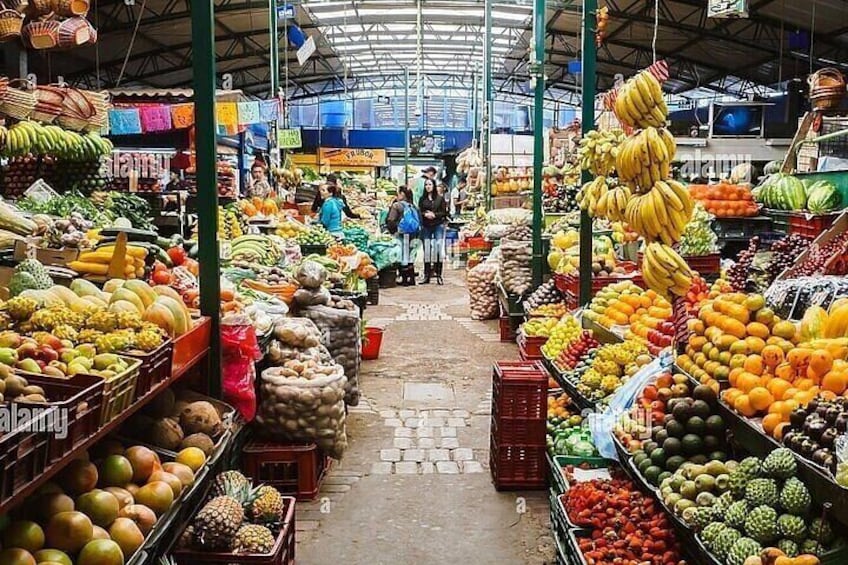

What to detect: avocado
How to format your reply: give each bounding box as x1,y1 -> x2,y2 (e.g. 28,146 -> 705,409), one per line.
638,457 -> 653,474
644,465 -> 663,485
689,454 -> 709,465
653,428 -> 669,444
705,415 -> 725,435
702,435 -> 721,452
672,400 -> 692,422
708,451 -> 728,462
691,400 -> 712,420
663,437 -> 683,456
643,440 -> 659,455
693,384 -> 718,406
650,447 -> 667,467
665,419 -> 686,439
633,451 -> 648,466
681,434 -> 705,456
666,455 -> 686,472
686,416 -> 707,435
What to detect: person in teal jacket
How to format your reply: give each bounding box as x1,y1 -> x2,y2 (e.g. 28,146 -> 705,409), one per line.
318,184 -> 346,237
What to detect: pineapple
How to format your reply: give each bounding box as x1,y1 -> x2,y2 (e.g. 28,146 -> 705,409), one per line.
212,470 -> 251,497
232,524 -> 275,554
193,493 -> 245,550
52,324 -> 79,342
250,485 -> 284,524
135,329 -> 164,352
86,311 -> 118,333
77,328 -> 103,344
5,296 -> 39,321
116,310 -> 144,330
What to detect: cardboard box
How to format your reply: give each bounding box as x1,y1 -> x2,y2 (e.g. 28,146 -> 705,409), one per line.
13,240 -> 79,267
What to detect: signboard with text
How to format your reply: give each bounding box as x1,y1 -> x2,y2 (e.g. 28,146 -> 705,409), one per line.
708,0 -> 747,18
278,128 -> 302,149
318,148 -> 388,168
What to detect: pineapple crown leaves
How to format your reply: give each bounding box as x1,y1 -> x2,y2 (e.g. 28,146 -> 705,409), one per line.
158,558 -> 178,565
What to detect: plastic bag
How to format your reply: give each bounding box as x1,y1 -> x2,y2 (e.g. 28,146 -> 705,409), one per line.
256,361 -> 348,458
273,317 -> 322,348
295,260 -> 327,289
467,262 -> 499,320
588,354 -> 670,461
302,304 -> 361,406
221,318 -> 263,421
499,239 -> 533,296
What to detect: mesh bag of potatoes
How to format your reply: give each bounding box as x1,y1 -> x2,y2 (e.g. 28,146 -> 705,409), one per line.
302,304 -> 361,407
256,359 -> 349,459
468,261 -> 499,320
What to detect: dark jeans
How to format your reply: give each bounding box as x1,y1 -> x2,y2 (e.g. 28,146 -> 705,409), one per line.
420,224 -> 445,263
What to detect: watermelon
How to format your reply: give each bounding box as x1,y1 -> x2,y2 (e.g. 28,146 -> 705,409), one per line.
767,174 -> 806,210
806,179 -> 841,213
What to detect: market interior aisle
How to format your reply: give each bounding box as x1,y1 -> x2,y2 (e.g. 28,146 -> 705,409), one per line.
296,267 -> 553,565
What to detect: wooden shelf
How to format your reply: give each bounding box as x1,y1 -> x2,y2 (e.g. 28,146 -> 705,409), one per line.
0,350 -> 208,515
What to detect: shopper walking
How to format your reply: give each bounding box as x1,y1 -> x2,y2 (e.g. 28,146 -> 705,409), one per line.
318,184 -> 346,238
312,174 -> 361,219
418,178 -> 448,285
385,187 -> 420,286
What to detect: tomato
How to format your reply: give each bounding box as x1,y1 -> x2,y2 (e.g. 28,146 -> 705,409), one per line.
183,258 -> 199,276
167,246 -> 187,266
152,269 -> 172,285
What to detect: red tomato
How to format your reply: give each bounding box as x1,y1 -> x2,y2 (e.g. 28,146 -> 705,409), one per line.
167,246 -> 187,266
152,269 -> 172,285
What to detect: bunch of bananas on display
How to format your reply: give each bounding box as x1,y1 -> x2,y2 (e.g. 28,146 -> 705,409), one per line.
577,128 -> 626,176
616,127 -> 676,192
577,176 -> 610,217
218,206 -> 244,239
641,242 -> 694,298
594,184 -> 633,223
230,235 -> 282,266
624,179 -> 693,245
614,70 -> 668,129
1,121 -> 113,160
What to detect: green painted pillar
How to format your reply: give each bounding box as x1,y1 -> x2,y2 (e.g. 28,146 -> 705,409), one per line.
404,67 -> 410,187
484,0 -> 492,208
269,0 -> 279,95
579,0 -> 597,306
531,0 -> 545,288
191,1 -> 221,396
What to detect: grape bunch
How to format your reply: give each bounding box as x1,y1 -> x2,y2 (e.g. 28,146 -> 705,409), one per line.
766,234 -> 811,283
791,232 -> 848,277
727,236 -> 760,291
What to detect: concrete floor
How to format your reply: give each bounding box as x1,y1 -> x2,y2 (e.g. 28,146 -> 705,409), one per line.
295,266 -> 554,565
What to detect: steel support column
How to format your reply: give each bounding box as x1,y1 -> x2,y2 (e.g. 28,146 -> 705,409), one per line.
269,0 -> 279,95
483,0 -> 492,208
531,0 -> 545,287
579,0 -> 597,305
191,1 -> 221,396
404,67 -> 410,187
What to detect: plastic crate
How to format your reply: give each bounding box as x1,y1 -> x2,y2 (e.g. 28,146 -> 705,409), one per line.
492,365 -> 547,421
549,454 -> 614,496
378,266 -> 398,288
300,243 -> 327,256
714,215 -> 773,240
499,315 -> 519,342
366,276 -> 379,305
517,332 -> 547,360
243,440 -> 331,500
553,264 -> 643,296
123,339 -> 174,401
489,438 -> 547,491
460,236 -> 492,252
171,495 -> 295,564
491,414 -> 546,447
17,373 -> 104,462
99,358 -> 142,426
0,413 -> 50,509
331,289 -> 367,314
789,211 -> 841,238
173,316 -> 212,378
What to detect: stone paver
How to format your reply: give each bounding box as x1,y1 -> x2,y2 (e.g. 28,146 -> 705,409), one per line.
440,427 -> 457,437
385,418 -> 403,427
428,449 -> 451,462
416,427 -> 434,437
452,409 -> 470,418
394,427 -> 413,437
420,461 -> 435,474
421,416 -> 445,427
370,462 -> 393,475
393,437 -> 413,449
453,448 -> 474,461
404,418 -> 421,428
403,449 -> 425,462
432,409 -> 451,418
436,461 -> 460,474
395,462 -> 419,474
439,437 -> 459,449
399,409 -> 416,419
447,417 -> 466,427
462,461 -> 485,473
379,410 -> 396,418
418,437 -> 435,449
380,449 -> 401,462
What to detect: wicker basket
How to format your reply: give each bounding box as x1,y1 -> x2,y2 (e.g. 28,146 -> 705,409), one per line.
23,19 -> 59,49
0,79 -> 36,119
1,0 -> 28,13
32,84 -> 65,122
27,0 -> 52,15
56,15 -> 89,47
79,89 -> 107,130
54,0 -> 87,16
0,9 -> 24,41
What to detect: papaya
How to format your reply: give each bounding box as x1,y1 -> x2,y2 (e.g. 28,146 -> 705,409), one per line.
82,295 -> 108,309
103,279 -> 126,294
801,305 -> 828,341
122,280 -> 157,309
152,296 -> 189,336
70,278 -> 105,300
142,303 -> 176,337
109,288 -> 145,314
109,301 -> 142,315
829,297 -> 848,314
152,286 -> 191,321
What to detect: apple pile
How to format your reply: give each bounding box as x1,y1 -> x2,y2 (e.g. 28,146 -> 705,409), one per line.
0,332 -> 132,379
554,330 -> 600,372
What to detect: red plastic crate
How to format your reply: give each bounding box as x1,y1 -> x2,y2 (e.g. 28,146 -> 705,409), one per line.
172,495 -> 295,564
173,316 -> 212,378
553,264 -> 643,296
489,438 -> 547,491
124,339 -> 174,401
243,440 -> 331,500
461,236 -> 493,252
789,212 -> 840,239
0,414 -> 50,508
490,416 -> 547,447
640,252 -> 721,276
494,360 -> 547,377
492,367 -> 548,420
499,315 -> 518,342
517,333 -> 547,359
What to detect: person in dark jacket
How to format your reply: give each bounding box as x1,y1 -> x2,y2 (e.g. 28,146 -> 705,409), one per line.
386,187 -> 418,286
311,174 -> 360,219
418,178 -> 448,284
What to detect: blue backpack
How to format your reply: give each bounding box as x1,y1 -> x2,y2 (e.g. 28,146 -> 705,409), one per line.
398,202 -> 421,235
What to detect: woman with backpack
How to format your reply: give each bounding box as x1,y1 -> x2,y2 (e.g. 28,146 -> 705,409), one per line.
386,187 -> 420,286
418,178 -> 448,285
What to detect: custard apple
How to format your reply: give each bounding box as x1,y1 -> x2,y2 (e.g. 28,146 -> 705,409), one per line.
716,491 -> 735,512
745,505 -> 779,544
701,522 -> 727,550
713,527 -> 742,560
729,457 -> 763,497
693,506 -> 719,531
777,514 -> 806,543
725,501 -> 749,529
727,537 -> 763,565
745,478 -> 779,507
801,539 -> 824,556
779,477 -> 811,515
777,539 -> 799,557
763,448 -> 797,479
809,517 -> 834,545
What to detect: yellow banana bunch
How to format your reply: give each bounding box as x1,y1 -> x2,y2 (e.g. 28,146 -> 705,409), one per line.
614,71 -> 669,129
594,185 -> 632,223
624,179 -> 694,245
577,177 -> 609,217
641,242 -> 693,298
578,129 -> 627,176
616,127 -> 676,192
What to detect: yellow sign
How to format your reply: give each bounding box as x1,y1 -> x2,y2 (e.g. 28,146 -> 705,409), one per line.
278,128 -> 302,149
318,147 -> 387,168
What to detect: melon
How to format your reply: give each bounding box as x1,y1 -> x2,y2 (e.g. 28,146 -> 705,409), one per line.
47,285 -> 82,306
122,280 -> 157,309
153,285 -> 191,318
102,279 -> 125,294
142,303 -> 176,337
109,288 -> 145,313
82,295 -> 109,309
152,296 -> 189,336
801,306 -> 828,342
70,279 -> 104,299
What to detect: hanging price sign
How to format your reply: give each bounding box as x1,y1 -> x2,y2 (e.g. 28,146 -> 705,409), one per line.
708,0 -> 748,18
278,128 -> 303,149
